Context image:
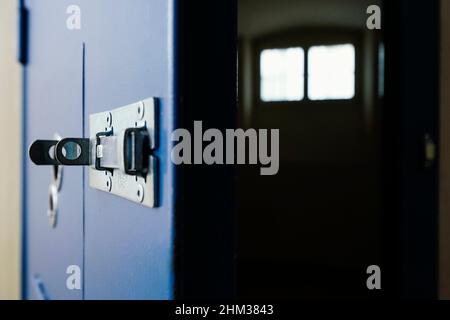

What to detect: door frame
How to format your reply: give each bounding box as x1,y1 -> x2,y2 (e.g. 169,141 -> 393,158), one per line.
382,0 -> 440,298
439,0 -> 450,300
174,0 -> 237,299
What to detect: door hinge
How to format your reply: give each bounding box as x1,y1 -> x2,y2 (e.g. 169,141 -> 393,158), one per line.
29,98 -> 159,207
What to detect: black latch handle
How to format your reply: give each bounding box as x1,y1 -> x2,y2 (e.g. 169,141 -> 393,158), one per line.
123,127 -> 151,177
29,138 -> 90,166
55,138 -> 90,166
29,140 -> 59,166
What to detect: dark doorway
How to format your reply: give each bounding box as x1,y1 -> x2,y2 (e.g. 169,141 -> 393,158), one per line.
236,0 -> 439,299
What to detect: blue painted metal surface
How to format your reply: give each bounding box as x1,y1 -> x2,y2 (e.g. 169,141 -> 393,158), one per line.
24,0 -> 85,299
24,0 -> 176,299
82,0 -> 176,299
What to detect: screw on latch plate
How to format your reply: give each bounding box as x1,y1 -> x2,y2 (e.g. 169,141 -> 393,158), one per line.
106,176 -> 112,192
137,101 -> 145,120
106,112 -> 112,128
137,184 -> 144,203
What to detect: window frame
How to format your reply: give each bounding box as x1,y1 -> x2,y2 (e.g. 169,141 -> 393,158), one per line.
254,28 -> 363,107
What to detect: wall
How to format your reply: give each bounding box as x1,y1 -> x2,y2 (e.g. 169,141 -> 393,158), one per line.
440,0 -> 450,300
0,1 -> 22,300
239,0 -> 379,37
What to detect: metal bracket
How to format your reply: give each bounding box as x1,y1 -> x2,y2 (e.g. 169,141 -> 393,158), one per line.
89,98 -> 158,207
29,98 -> 158,208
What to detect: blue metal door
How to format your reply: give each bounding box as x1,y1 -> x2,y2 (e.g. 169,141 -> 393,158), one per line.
23,0 -> 176,300
23,0 -> 85,299
82,0 -> 175,300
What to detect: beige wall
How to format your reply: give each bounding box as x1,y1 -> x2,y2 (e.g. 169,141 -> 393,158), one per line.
0,1 -> 22,300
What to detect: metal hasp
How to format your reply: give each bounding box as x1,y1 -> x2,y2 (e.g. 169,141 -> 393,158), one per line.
29,98 -> 158,208
89,98 -> 158,207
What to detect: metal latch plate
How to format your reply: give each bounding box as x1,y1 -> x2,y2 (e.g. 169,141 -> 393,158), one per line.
89,98 -> 157,207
